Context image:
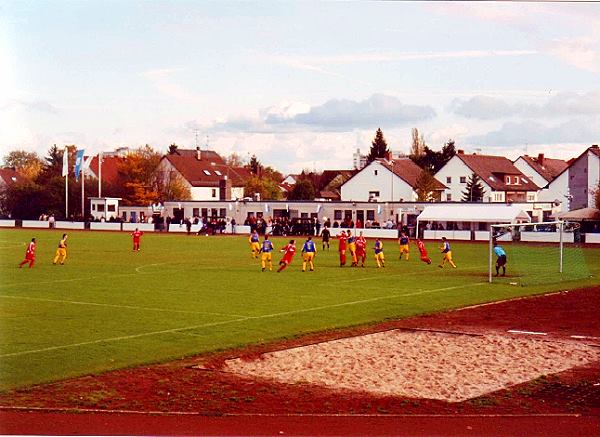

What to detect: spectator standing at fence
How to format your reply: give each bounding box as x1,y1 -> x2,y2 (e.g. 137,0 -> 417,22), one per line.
18,238 -> 36,268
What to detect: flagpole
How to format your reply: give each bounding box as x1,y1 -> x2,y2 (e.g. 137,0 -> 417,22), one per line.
81,163 -> 85,220
65,170 -> 68,219
98,152 -> 102,197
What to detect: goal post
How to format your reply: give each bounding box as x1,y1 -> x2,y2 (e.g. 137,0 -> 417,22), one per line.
488,221 -> 566,284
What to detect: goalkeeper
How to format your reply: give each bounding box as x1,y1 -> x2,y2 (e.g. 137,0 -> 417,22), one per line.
493,241 -> 507,276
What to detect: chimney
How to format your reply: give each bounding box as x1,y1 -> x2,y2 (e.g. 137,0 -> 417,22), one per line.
537,153 -> 544,166
196,146 -> 201,161
592,144 -> 599,149
384,151 -> 393,162
457,149 -> 464,155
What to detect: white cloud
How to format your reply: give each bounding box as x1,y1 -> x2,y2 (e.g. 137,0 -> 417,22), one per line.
451,91 -> 600,120
140,68 -> 199,102
544,37 -> 600,74
468,117 -> 600,148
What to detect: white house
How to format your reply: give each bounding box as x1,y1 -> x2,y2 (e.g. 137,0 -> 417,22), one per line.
545,145 -> 600,211
156,148 -> 251,201
435,151 -> 540,203
340,157 -> 446,202
513,153 -> 570,191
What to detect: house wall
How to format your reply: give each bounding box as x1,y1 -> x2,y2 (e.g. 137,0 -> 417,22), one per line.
434,156 -> 493,202
538,170 -> 569,212
513,158 -> 549,189
340,161 -> 415,202
569,151 -> 590,210
588,152 -> 600,208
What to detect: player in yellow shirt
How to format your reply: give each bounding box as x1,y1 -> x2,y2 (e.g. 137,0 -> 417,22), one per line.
53,233 -> 68,265
439,237 -> 457,268
374,238 -> 385,268
398,231 -> 410,261
248,230 -> 260,259
259,235 -> 274,272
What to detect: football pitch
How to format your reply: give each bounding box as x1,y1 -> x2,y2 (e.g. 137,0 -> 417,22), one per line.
0,229 -> 598,391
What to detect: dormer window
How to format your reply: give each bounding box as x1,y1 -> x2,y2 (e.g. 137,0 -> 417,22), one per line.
203,170 -> 211,176
214,170 -> 222,176
505,176 -> 511,185
514,176 -> 520,185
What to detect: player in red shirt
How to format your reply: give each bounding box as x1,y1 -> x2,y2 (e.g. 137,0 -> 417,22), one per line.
131,228 -> 144,251
18,238 -> 36,268
416,239 -> 432,264
355,231 -> 367,267
337,230 -> 347,266
277,239 -> 296,272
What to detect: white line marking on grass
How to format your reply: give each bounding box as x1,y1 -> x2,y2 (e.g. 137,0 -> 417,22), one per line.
571,335 -> 600,340
135,263 -> 168,273
0,295 -> 241,318
332,265 -> 486,284
507,330 -> 548,336
0,282 -> 485,358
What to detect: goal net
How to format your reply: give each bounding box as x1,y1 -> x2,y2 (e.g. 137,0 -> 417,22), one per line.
488,221 -> 590,286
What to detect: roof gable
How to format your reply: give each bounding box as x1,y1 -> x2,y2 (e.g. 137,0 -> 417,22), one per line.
456,154 -> 539,191
162,154 -> 250,187
377,158 -> 446,190
518,155 -> 569,183
88,155 -> 124,185
0,168 -> 25,186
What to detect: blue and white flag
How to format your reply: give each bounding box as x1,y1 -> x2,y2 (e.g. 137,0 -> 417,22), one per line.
377,204 -> 382,215
74,149 -> 85,182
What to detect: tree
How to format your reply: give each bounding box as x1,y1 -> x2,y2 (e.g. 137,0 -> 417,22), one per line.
2,150 -> 44,179
367,128 -> 390,163
168,143 -> 179,155
410,138 -> 456,173
410,128 -> 426,159
593,182 -> 600,209
225,152 -> 246,168
288,179 -> 315,200
247,154 -> 261,175
462,173 -> 485,202
414,170 -> 439,202
154,170 -> 191,201
244,175 -> 282,200
115,145 -> 162,205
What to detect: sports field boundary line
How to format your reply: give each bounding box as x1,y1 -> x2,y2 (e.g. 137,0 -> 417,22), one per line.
0,406 -> 583,418
0,294 -> 246,318
0,282 -> 485,359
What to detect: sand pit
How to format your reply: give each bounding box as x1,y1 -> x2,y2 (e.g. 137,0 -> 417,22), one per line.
223,330 -> 600,402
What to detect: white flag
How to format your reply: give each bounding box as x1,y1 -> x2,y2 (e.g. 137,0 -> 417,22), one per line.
83,155 -> 94,171
228,203 -> 233,211
62,149 -> 68,177
316,204 -> 322,213
377,204 -> 382,214
285,203 -> 289,212
264,203 -> 270,213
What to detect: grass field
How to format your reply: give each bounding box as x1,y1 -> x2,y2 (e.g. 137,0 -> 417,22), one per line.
0,229 -> 598,391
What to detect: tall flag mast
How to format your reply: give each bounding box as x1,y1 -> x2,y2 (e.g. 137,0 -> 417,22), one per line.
62,148 -> 69,219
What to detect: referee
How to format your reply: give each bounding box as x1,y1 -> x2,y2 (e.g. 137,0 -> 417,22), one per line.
493,241 -> 507,276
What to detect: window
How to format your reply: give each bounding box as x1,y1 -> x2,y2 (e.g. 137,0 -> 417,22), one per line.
107,204 -> 116,212
366,210 -> 375,221
203,170 -> 211,175
211,188 -> 217,198
460,176 -> 467,183
334,209 -> 342,220
494,193 -> 503,201
446,176 -> 452,184
220,208 -> 226,217
201,208 -> 208,218
193,208 -> 199,217
527,194 -> 535,202
374,170 -> 378,176
368,191 -> 380,198
97,204 -> 105,212
505,176 -> 511,184
92,204 -> 96,211
214,170 -> 222,176
344,210 -> 352,219
447,193 -> 452,201
514,176 -> 520,185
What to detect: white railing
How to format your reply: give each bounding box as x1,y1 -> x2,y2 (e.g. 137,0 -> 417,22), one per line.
520,231 -> 574,243
0,219 -> 16,227
586,233 -> 600,244
122,223 -> 155,232
22,220 -> 50,228
55,221 -> 85,230
89,222 -> 122,231
423,230 -> 472,241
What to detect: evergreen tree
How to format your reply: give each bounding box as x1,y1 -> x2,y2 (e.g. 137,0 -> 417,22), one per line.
367,128 -> 390,163
288,179 -> 315,200
462,173 -> 485,202
247,154 -> 261,175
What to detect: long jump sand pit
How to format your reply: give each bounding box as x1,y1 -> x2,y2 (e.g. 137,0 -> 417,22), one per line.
223,329 -> 600,402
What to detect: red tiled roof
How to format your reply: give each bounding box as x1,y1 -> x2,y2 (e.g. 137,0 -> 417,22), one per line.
378,158 -> 446,190
163,154 -> 250,187
0,168 -> 25,186
88,156 -> 124,185
457,154 -> 539,192
168,149 -> 226,164
519,155 -> 569,183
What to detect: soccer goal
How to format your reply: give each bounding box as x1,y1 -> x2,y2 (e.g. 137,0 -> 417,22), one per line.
488,221 -> 589,285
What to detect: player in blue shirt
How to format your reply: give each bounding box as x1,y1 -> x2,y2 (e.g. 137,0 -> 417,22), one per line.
259,235 -> 274,271
249,230 -> 260,259
493,241 -> 507,276
301,236 -> 317,272
374,238 -> 385,268
438,237 -> 457,268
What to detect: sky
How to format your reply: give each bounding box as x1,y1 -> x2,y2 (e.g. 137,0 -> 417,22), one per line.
1,1 -> 600,173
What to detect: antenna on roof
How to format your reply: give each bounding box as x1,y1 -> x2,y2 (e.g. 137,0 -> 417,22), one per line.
206,134 -> 210,150
194,129 -> 199,149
